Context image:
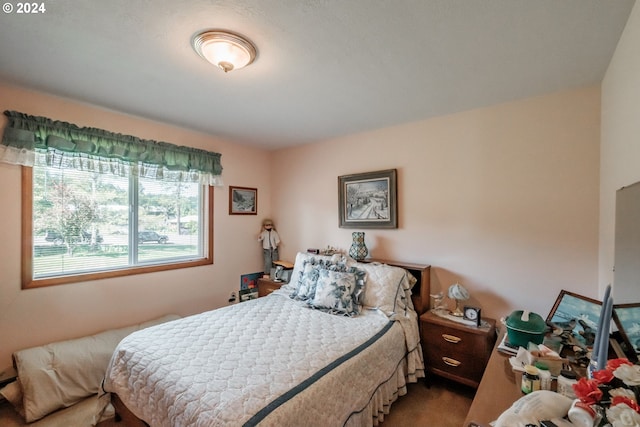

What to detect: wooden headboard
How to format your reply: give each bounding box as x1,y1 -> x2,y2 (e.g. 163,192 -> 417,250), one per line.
364,259 -> 431,315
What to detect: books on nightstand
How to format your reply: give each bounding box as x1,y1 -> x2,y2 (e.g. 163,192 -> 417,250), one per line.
497,333 -> 520,355
497,333 -> 565,356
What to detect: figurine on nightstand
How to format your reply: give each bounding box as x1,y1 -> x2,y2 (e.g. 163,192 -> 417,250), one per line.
430,292 -> 447,314
258,218 -> 280,276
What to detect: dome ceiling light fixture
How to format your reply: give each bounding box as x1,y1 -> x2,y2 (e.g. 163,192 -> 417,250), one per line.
192,30 -> 257,73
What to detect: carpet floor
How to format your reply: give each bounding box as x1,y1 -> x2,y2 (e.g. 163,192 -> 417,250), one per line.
381,376 -> 475,427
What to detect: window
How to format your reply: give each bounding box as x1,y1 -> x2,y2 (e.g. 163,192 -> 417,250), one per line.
1,111 -> 222,289
24,166 -> 213,288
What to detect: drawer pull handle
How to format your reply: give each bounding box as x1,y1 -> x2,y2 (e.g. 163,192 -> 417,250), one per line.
442,357 -> 461,367
442,334 -> 462,344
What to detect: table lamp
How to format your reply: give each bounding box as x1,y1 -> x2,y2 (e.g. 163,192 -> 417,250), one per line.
448,283 -> 469,317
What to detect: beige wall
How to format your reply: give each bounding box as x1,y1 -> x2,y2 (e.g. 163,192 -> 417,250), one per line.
0,83 -> 272,372
272,87 -> 601,321
600,2 -> 640,300
0,58 -> 608,374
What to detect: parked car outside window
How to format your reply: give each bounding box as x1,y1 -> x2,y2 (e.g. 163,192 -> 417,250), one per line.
138,231 -> 169,244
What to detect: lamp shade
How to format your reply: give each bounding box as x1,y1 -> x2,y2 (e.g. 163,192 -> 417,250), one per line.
448,283 -> 469,301
192,30 -> 256,73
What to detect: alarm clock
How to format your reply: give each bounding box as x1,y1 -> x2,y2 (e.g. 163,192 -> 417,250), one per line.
463,306 -> 482,326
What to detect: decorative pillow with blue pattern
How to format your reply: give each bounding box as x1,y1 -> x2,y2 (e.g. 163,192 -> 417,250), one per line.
290,257 -> 346,301
291,261 -> 322,301
289,256 -> 365,316
308,268 -> 366,316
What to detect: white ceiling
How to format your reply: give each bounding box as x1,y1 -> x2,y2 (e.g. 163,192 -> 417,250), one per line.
0,0 -> 635,150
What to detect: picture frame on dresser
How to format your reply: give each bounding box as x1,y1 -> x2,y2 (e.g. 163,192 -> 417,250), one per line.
613,303 -> 640,362
240,271 -> 263,290
338,169 -> 397,229
229,186 -> 257,215
546,289 -> 602,347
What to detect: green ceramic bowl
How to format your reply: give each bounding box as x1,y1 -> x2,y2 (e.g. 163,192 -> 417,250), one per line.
505,310 -> 547,348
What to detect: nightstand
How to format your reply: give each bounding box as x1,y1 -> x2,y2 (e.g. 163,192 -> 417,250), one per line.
257,278 -> 284,297
420,311 -> 496,388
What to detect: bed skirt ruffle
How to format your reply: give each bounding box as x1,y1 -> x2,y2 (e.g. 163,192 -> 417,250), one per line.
346,345 -> 425,427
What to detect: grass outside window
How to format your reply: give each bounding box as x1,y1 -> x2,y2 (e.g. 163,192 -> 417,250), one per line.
22,166 -> 213,289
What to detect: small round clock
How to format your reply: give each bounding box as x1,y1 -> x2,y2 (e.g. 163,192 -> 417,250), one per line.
463,306 -> 482,326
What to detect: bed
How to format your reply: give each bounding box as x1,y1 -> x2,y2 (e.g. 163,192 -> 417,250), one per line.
102,252 -> 430,427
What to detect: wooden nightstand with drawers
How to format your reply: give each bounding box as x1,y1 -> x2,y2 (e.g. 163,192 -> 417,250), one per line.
257,278 -> 284,297
420,311 -> 496,388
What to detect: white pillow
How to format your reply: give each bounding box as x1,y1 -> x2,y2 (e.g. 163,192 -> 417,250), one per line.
13,314 -> 179,422
358,262 -> 414,315
0,381 -> 25,418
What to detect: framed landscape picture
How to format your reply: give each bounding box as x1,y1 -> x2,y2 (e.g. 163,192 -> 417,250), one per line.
338,169 -> 397,229
613,303 -> 640,360
229,186 -> 257,215
546,290 -> 602,347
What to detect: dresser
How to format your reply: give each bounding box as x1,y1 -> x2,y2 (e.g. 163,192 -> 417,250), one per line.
463,329 -> 589,427
463,330 -> 522,426
420,311 -> 496,388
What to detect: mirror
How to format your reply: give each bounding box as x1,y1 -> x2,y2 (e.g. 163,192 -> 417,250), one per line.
614,180 -> 640,303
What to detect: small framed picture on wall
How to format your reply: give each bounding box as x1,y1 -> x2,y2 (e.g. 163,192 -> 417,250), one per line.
229,186 -> 257,215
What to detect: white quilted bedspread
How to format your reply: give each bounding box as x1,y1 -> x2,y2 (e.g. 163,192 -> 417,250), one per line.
103,293 -> 415,427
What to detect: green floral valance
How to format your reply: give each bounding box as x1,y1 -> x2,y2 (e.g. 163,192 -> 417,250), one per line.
0,111 -> 223,186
